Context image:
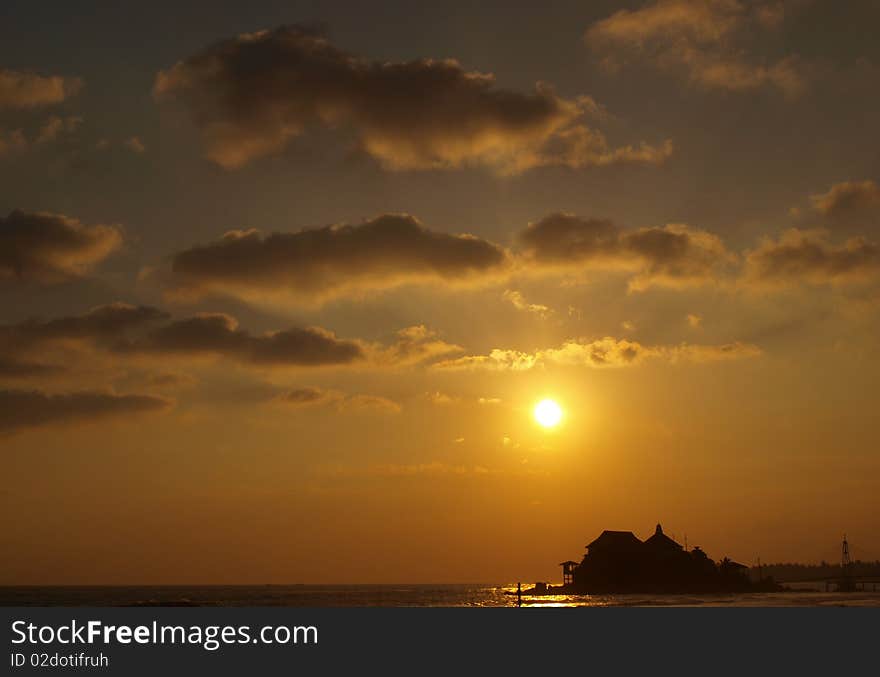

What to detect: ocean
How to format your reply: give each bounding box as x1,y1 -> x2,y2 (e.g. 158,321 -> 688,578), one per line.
2,585 -> 880,607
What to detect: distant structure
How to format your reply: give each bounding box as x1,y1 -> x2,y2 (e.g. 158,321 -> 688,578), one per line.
837,534 -> 856,592
548,523 -> 776,594
558,561 -> 578,586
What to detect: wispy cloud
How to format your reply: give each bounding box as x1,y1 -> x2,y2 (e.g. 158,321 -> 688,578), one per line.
586,0 -> 806,96
434,336 -> 761,371
0,68 -> 82,109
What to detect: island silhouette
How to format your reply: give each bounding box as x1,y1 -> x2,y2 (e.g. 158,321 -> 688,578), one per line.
525,523 -> 783,596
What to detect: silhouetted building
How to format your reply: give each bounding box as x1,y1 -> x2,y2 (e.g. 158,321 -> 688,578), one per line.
558,561 -> 578,586
562,522 -> 761,593
644,523 -> 681,553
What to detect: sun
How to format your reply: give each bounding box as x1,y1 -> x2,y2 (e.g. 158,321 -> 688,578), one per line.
534,399 -> 563,428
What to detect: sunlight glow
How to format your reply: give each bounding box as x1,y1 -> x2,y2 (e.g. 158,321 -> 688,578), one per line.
534,399 -> 563,428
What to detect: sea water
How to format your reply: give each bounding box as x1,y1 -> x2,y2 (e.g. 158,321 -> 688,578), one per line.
2,585 -> 879,607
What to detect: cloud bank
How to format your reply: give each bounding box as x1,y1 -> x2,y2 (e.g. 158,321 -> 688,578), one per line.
123,313 -> 365,366
0,210 -> 122,284
154,25 -> 671,172
810,180 -> 880,227
744,228 -> 880,287
519,212 -> 733,290
0,304 -> 460,378
0,389 -> 169,433
170,213 -> 508,304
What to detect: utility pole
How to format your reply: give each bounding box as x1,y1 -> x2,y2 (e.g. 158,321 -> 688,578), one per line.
839,534 -> 855,592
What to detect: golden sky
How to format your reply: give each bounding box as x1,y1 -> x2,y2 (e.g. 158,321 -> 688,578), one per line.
1,0 -> 879,584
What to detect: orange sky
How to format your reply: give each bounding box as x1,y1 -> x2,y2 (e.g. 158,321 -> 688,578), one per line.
1,0 -> 879,584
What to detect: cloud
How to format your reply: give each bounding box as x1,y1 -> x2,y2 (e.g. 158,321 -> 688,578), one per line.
0,357 -> 59,379
0,389 -> 169,433
425,391 -> 456,405
0,210 -> 123,284
434,336 -> 760,371
519,212 -> 733,290
123,313 -> 365,366
128,316 -> 455,369
277,386 -> 331,406
502,290 -> 552,318
0,304 -> 364,379
0,128 -> 26,156
154,25 -> 671,172
744,228 -> 880,286
0,69 -> 82,109
0,116 -> 82,155
586,0 -> 806,96
168,211 -> 742,303
276,387 -> 400,413
0,304 -> 464,380
143,372 -> 198,389
124,136 -> 146,154
0,303 -> 170,380
35,115 -> 83,144
376,325 -> 462,366
809,180 -> 880,226
343,394 -> 401,413
0,302 -> 165,361
169,213 -> 509,305
4,303 -> 169,345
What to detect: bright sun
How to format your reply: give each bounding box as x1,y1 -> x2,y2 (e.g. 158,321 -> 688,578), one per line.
534,399 -> 563,428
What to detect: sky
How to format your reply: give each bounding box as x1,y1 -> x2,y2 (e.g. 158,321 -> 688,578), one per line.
1,0 -> 879,584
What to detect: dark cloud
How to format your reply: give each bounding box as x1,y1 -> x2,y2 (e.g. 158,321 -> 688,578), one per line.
0,303 -> 168,357
744,228 -> 880,286
35,115 -> 83,144
519,214 -> 619,261
0,116 -> 82,156
586,0 -> 805,96
124,313 -> 364,366
0,210 -> 123,284
170,213 -> 508,304
0,69 -> 82,109
519,212 -> 732,290
0,304 -> 166,384
27,303 -> 168,340
0,389 -> 169,433
0,304 -> 364,380
154,25 -> 671,172
0,358 -> 59,379
143,372 -> 198,389
0,128 -> 26,155
810,180 -> 880,227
